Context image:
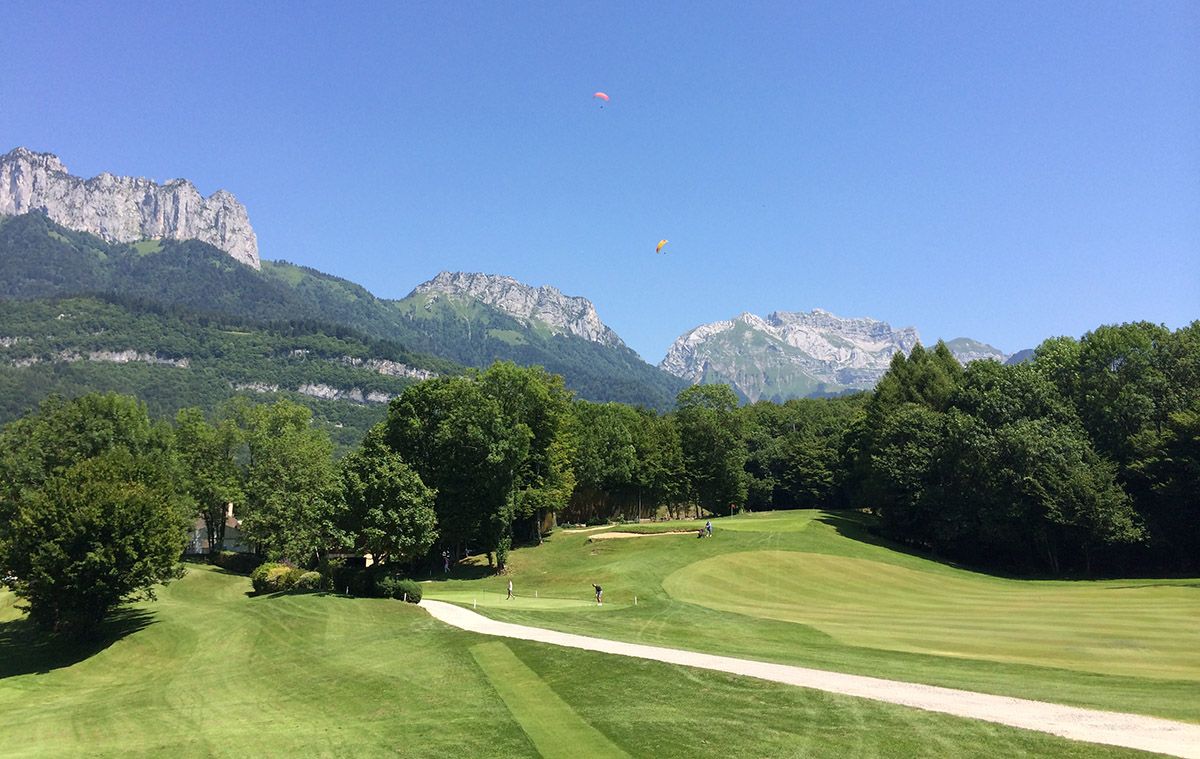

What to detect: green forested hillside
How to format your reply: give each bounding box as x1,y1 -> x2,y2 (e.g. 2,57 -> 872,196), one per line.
0,212 -> 683,408
0,296 -> 458,449
391,291 -> 686,408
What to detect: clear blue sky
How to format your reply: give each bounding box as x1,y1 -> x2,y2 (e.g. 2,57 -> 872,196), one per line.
3,1 -> 1196,361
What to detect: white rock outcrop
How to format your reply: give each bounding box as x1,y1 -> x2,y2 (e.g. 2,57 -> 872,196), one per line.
0,147 -> 259,268
412,272 -> 625,348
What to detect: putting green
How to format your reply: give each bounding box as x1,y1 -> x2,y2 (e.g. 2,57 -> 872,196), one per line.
663,551 -> 1200,680
424,589 -> 623,611
471,642 -> 627,758
713,512 -> 817,532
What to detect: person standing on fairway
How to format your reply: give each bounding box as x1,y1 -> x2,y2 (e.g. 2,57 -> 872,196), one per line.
507,579 -> 513,600
593,583 -> 603,605
705,520 -> 713,537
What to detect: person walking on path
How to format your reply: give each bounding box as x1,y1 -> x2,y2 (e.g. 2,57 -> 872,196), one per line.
593,584 -> 603,605
507,579 -> 514,600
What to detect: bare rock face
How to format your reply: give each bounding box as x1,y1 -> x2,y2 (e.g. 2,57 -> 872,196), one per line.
0,147 -> 260,269
412,271 -> 625,348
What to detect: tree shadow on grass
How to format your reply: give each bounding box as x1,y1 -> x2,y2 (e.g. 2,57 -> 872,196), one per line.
814,510 -> 1029,579
814,510 -> 1139,582
0,607 -> 154,679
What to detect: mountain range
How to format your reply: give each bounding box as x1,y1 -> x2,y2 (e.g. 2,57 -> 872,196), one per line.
0,147 -> 1027,422
658,310 -> 1012,402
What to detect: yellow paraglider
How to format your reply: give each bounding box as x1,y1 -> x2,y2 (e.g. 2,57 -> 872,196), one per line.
655,239 -> 668,254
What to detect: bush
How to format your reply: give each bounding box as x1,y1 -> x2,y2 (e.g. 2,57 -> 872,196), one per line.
211,551 -> 262,575
278,567 -> 304,590
394,578 -> 421,603
250,562 -> 282,594
376,575 -> 422,603
249,562 -> 303,593
295,571 -> 323,591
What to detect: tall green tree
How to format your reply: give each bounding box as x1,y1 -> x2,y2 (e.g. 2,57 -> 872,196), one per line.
478,362 -> 576,540
0,393 -> 189,638
384,376 -> 528,569
174,407 -> 243,553
675,384 -> 748,516
339,426 -> 438,566
227,399 -> 345,564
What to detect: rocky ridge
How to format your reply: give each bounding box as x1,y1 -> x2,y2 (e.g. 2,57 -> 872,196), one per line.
660,309 -> 1005,402
411,271 -> 625,348
0,147 -> 259,268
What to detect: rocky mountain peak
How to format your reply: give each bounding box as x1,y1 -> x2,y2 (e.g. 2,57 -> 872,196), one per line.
0,147 -> 260,269
411,271 -> 625,348
659,308 -> 1007,402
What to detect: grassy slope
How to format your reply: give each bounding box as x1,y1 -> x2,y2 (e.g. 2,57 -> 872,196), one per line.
0,567 -> 1140,758
424,510 -> 1200,724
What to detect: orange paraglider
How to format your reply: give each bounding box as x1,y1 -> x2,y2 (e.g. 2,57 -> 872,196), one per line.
655,239 -> 668,254
593,92 -> 610,102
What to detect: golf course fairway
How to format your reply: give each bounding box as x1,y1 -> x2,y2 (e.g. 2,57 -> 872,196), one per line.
424,510 -> 1200,725
0,565 -> 1144,757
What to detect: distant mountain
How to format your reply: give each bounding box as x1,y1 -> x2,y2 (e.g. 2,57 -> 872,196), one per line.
413,271 -> 625,348
943,337 -> 1009,364
0,147 -> 259,268
393,274 -> 685,408
0,212 -> 683,409
660,309 -> 920,402
660,309 -> 1009,403
1005,348 -> 1035,365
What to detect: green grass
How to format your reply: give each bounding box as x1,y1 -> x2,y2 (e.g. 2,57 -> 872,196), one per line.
132,240 -> 164,255
471,641 -> 627,758
425,510 -> 1200,724
0,587 -> 17,622
0,565 -> 1145,757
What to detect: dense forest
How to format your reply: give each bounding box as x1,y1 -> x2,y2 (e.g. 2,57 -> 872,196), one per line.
0,295 -> 458,449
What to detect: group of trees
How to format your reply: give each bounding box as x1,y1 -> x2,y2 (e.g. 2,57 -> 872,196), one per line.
3,319 -> 1196,638
851,323 -> 1198,575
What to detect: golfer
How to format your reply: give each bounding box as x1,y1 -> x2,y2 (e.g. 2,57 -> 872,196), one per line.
705,520 -> 713,537
593,583 -> 603,605
507,579 -> 513,600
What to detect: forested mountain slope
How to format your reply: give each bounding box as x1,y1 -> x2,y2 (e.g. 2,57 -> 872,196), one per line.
0,212 -> 683,408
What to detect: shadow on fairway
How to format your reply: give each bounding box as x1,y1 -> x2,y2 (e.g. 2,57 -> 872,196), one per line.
0,608 -> 154,679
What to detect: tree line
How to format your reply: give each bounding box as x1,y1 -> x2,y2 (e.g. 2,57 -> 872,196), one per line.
1,319 -> 1196,638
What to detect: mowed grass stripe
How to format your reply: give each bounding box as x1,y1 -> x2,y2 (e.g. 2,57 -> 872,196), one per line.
664,551 -> 1200,680
470,641 -> 628,759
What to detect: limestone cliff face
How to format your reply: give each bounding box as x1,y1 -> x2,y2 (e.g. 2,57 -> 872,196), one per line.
412,271 -> 625,348
0,147 -> 259,268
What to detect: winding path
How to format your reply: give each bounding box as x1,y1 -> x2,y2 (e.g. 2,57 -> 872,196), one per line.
422,600 -> 1200,758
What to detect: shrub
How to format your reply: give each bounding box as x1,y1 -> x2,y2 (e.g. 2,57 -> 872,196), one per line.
377,574 -> 422,603
393,578 -> 421,604
211,551 -> 262,575
277,566 -> 305,590
249,562 -> 303,593
295,571 -> 323,591
250,562 -> 283,594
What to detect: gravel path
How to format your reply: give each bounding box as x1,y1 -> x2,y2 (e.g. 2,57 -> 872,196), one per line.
422,600 -> 1200,758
